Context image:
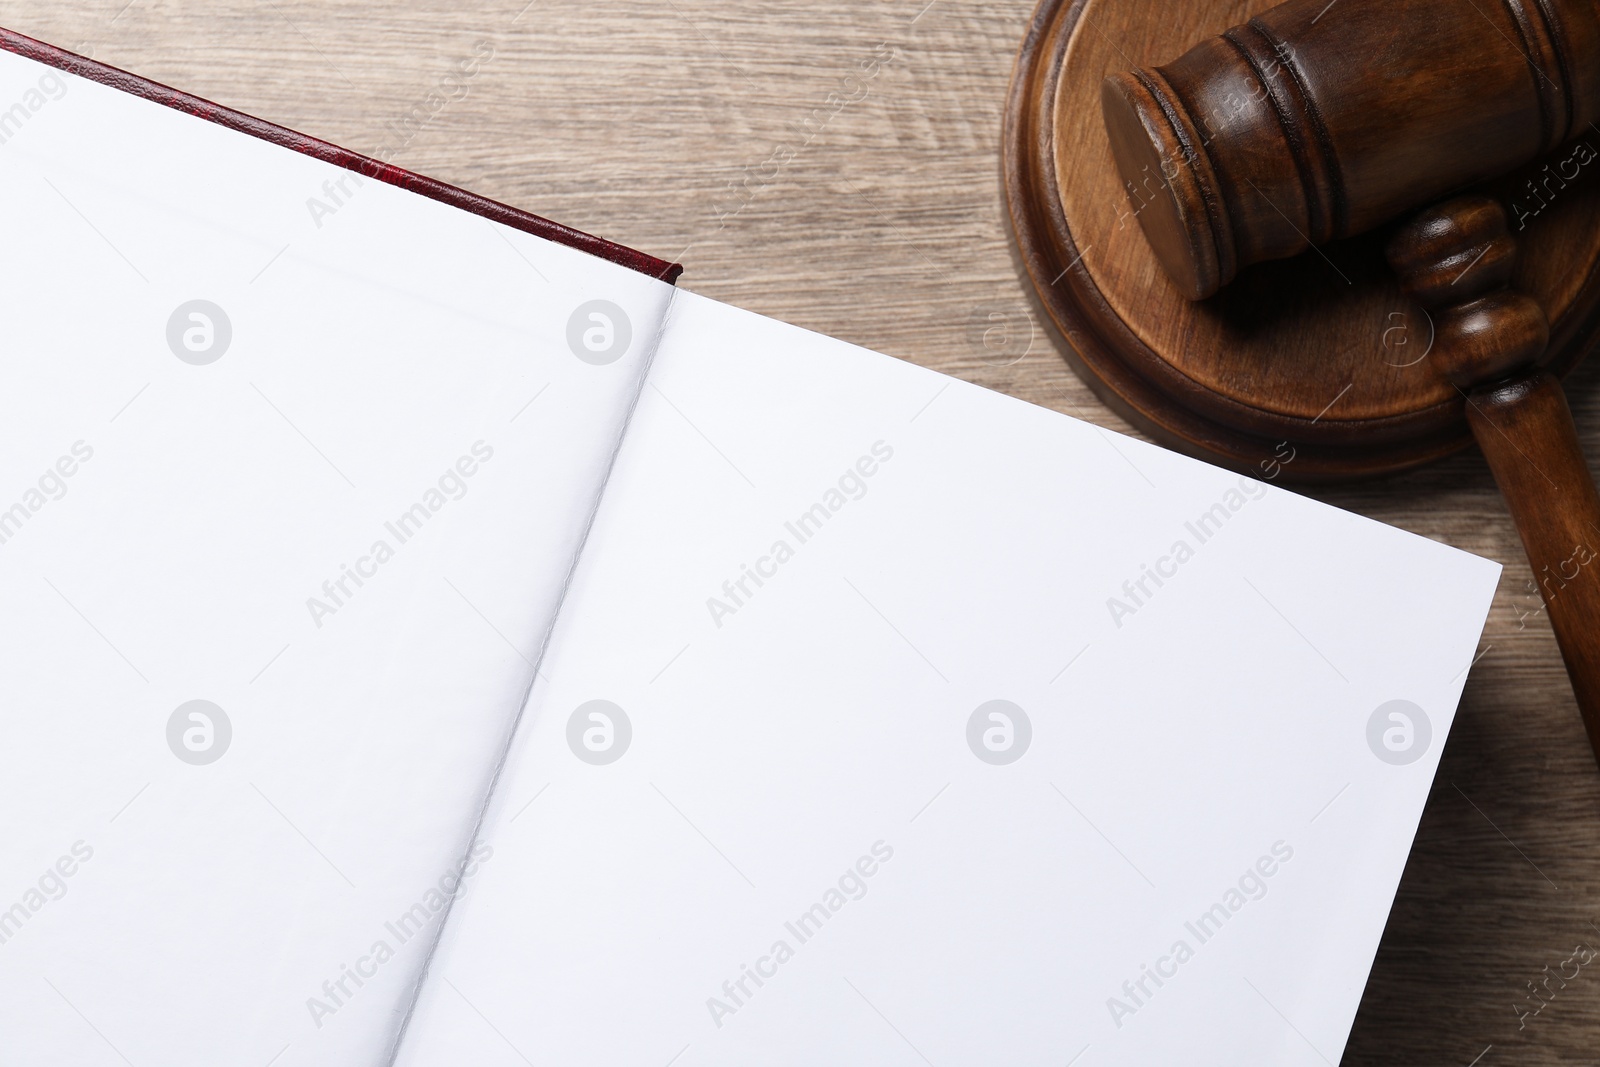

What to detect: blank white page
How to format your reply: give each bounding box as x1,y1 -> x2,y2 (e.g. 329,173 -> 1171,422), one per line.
396,290 -> 1501,1066
0,47 -> 673,1066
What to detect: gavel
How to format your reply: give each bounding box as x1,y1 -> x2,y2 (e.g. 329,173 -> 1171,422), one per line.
1101,0 -> 1600,765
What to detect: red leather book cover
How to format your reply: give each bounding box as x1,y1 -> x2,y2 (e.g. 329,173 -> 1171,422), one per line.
0,25 -> 684,284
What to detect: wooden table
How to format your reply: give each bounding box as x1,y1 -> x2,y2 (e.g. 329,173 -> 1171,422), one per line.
10,1 -> 1599,1062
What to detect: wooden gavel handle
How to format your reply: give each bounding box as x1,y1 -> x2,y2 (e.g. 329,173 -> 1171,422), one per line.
1390,197 -> 1600,763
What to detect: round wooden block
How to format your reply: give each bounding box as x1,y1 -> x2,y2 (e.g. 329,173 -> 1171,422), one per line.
1004,0 -> 1600,482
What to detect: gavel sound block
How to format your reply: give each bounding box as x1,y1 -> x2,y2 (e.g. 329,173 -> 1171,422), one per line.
1003,0 -> 1600,761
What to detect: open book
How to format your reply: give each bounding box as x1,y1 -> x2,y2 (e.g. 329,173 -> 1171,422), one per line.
0,28 -> 1500,1067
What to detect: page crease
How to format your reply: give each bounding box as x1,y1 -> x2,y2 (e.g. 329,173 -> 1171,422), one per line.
381,282 -> 683,1066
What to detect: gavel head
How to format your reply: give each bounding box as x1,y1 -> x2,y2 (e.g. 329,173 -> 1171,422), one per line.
1101,0 -> 1600,300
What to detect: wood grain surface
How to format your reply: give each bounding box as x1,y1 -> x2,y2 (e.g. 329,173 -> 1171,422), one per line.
6,1 -> 1600,1062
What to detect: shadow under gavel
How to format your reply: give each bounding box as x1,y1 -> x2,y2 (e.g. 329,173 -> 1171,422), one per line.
1101,0 -> 1600,764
